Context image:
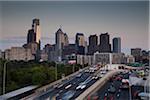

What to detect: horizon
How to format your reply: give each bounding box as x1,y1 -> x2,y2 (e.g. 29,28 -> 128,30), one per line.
0,1 -> 149,54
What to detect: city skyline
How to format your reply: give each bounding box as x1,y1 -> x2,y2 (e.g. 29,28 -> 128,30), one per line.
0,1 -> 149,54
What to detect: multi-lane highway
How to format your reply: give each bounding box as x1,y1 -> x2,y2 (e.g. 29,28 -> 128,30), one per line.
34,66 -> 106,100
89,72 -> 130,100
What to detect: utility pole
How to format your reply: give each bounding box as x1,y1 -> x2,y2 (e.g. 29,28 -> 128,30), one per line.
3,60 -> 9,95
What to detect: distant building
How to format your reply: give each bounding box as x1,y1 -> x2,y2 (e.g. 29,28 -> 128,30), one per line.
32,18 -> 41,44
27,29 -> 36,44
55,28 -> 69,62
93,52 -> 125,64
0,50 -> 4,59
77,55 -> 93,65
113,37 -> 121,53
4,47 -> 34,61
40,49 -> 48,61
125,55 -> 135,63
75,33 -> 85,55
131,48 -> 141,62
99,33 -> 111,53
94,52 -> 111,64
88,34 -> 98,55
112,53 -> 125,64
0,50 -> 2,58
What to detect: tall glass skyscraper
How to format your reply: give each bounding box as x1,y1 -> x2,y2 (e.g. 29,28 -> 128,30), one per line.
113,37 -> 121,53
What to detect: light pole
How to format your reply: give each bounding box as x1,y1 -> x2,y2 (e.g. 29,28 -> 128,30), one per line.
3,60 -> 9,95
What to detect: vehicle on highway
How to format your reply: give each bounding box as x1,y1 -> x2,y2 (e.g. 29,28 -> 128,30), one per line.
76,83 -> 86,90
108,85 -> 116,93
76,73 -> 82,78
62,90 -> 75,100
138,92 -> 150,100
92,76 -> 99,80
65,84 -> 72,89
114,76 -> 122,81
120,79 -> 129,89
85,69 -> 89,73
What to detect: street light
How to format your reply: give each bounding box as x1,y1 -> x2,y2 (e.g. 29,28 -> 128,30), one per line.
3,60 -> 9,95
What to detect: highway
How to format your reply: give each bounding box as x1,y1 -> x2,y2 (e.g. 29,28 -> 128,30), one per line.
90,72 -> 130,100
34,67 -> 104,100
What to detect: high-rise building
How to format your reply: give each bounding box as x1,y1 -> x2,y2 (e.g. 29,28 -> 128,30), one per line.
113,37 -> 121,53
63,33 -> 69,47
27,29 -> 36,43
55,28 -> 69,61
99,33 -> 111,53
75,33 -> 85,55
131,48 -> 141,62
76,33 -> 85,46
88,34 -> 98,55
32,18 -> 41,44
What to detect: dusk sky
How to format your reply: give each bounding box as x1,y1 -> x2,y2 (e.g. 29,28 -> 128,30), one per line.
0,1 -> 149,54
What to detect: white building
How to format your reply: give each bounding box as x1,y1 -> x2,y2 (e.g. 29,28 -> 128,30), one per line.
4,47 -> 34,61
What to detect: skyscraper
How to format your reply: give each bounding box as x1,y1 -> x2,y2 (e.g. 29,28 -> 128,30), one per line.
55,28 -> 69,61
32,18 -> 41,44
63,33 -> 69,47
27,29 -> 36,43
113,37 -> 121,53
75,33 -> 85,55
88,34 -> 98,55
99,33 -> 111,53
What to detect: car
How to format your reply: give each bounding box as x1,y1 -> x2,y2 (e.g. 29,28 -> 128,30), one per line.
108,86 -> 116,93
76,83 -> 86,90
92,76 -> 99,80
115,76 -> 122,81
62,90 -> 75,100
65,84 -> 72,89
76,73 -> 82,78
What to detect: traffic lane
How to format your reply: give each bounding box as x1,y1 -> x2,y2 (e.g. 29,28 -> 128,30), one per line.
94,73 -> 130,100
71,79 -> 97,99
35,71 -> 88,100
55,73 -> 92,99
56,73 -> 94,99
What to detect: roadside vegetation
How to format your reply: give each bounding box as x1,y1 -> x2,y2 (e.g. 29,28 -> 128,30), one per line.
0,59 -> 85,95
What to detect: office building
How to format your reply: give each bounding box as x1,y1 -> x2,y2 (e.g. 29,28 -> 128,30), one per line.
55,28 -> 69,61
125,55 -> 135,64
113,37 -> 121,53
32,18 -> 41,44
27,29 -> 36,44
4,47 -> 34,61
93,52 -> 125,64
99,33 -> 111,53
131,48 -> 141,62
75,33 -> 85,55
88,34 -> 98,55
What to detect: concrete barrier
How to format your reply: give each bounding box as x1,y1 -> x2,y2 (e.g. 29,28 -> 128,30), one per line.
75,70 -> 124,100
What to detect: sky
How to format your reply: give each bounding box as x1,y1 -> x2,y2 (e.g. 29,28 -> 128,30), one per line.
0,1 -> 149,54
